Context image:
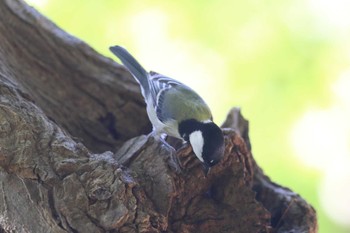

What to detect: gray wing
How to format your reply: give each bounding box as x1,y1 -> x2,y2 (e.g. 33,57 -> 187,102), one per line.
148,71 -> 182,104
151,72 -> 212,123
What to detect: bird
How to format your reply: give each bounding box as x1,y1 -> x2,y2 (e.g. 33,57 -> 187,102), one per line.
109,45 -> 225,174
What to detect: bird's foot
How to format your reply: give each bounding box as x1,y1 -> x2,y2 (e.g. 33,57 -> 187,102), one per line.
148,132 -> 183,173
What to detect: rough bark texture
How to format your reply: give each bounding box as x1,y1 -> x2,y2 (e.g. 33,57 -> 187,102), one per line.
0,0 -> 317,232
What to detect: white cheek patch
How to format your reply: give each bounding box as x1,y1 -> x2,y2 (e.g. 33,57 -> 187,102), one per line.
189,130 -> 204,162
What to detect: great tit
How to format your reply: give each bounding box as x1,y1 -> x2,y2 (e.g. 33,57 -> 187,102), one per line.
110,46 -> 225,173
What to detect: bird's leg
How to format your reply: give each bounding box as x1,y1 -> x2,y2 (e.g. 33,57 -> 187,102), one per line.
148,131 -> 183,172
159,133 -> 170,145
160,134 -> 183,173
149,131 -> 172,148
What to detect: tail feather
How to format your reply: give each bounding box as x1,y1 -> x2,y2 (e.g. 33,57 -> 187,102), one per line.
110,46 -> 150,95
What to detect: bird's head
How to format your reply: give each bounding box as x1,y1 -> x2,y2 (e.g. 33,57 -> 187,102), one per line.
179,119 -> 225,174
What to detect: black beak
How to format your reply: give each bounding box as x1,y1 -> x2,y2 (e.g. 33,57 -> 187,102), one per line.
203,164 -> 211,177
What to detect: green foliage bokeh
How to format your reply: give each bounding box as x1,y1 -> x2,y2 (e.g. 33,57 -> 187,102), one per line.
28,0 -> 350,232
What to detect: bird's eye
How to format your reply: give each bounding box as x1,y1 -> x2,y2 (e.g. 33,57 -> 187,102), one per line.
210,159 -> 214,164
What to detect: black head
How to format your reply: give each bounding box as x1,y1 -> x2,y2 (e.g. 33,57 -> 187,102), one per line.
200,122 -> 225,167
179,119 -> 225,170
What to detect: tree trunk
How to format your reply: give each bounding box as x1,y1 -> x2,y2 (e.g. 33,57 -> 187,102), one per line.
0,0 -> 317,232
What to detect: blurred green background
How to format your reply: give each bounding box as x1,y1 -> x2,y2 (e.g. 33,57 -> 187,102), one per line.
27,0 -> 350,232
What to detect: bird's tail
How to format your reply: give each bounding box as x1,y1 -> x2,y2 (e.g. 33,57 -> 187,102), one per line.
110,45 -> 150,95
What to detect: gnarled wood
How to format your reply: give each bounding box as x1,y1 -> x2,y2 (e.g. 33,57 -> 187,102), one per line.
0,0 -> 317,232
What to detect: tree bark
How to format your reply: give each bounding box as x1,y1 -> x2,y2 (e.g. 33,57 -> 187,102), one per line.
0,0 -> 317,232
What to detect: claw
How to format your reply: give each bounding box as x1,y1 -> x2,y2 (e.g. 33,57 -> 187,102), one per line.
152,133 -> 183,173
